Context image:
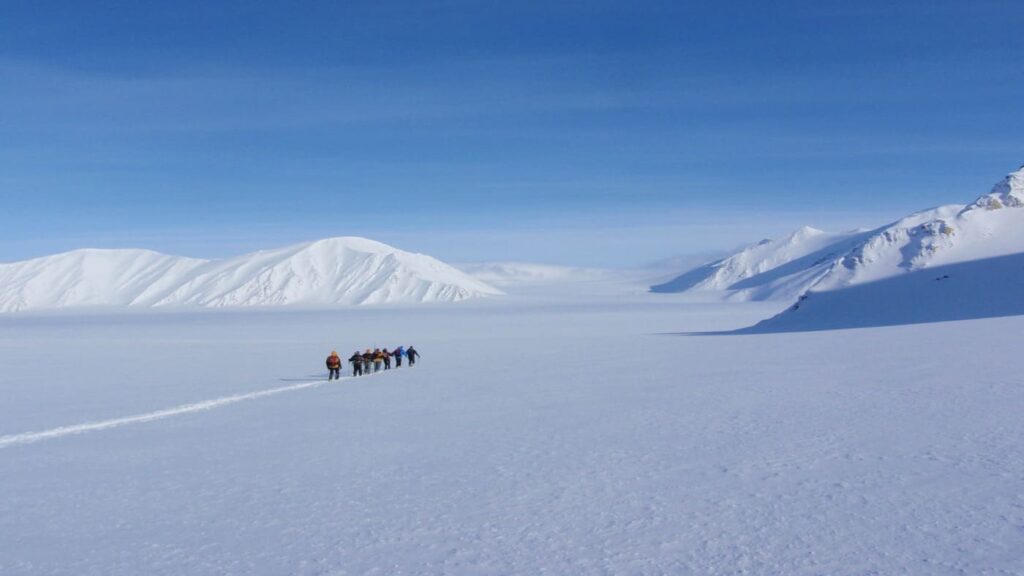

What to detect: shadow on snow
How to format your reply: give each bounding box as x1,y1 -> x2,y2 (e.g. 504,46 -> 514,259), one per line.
671,252 -> 1024,335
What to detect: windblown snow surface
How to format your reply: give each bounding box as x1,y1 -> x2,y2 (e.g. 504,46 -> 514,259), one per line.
0,237 -> 501,312
2,297 -> 1023,575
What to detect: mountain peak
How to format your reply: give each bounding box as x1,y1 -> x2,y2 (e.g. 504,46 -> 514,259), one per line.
972,164 -> 1024,210
788,226 -> 825,239
992,164 -> 1024,195
304,236 -> 396,253
796,225 -> 824,234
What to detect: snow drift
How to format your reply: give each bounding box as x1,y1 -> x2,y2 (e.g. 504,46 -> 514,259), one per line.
0,237 -> 502,312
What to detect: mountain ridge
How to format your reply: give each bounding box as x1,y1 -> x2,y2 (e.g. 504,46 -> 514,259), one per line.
655,164 -> 1024,330
0,237 -> 502,312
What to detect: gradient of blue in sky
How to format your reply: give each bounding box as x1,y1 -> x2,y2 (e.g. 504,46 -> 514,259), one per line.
2,0 -> 1023,266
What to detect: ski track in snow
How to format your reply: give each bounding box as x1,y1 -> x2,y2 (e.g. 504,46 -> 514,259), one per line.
0,374 -> 374,449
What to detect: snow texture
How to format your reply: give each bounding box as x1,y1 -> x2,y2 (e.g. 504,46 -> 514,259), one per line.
0,237 -> 502,312
1,303 -> 1022,575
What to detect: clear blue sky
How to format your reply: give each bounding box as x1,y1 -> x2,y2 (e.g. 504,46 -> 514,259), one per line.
2,0 -> 1023,266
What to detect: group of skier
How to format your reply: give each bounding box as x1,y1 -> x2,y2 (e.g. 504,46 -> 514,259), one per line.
325,346 -> 419,380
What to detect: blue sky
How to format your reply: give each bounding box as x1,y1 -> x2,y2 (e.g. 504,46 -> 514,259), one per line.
2,0 -> 1023,266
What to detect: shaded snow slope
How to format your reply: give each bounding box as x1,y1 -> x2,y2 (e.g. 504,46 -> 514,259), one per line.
744,252 -> 1024,332
0,237 -> 501,312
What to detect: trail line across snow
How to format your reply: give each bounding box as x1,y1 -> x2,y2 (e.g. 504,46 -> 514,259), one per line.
0,374 -> 365,449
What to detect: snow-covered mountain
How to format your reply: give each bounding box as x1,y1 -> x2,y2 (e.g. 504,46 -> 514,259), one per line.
793,167 -> 1024,292
650,226 -> 869,300
752,166 -> 1024,330
0,249 -> 209,312
656,164 -> 1024,330
0,237 -> 502,312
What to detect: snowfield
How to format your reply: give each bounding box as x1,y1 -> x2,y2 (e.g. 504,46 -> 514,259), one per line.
4,166 -> 1024,574
2,298 -> 1023,575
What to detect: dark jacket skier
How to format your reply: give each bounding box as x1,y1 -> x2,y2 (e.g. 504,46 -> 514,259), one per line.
348,352 -> 364,376
326,351 -> 342,380
407,346 -> 420,366
382,348 -> 391,370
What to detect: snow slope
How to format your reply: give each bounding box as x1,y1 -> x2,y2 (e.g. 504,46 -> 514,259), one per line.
651,226 -> 868,301
0,237 -> 501,312
745,251 -> 1024,332
0,249 -> 208,312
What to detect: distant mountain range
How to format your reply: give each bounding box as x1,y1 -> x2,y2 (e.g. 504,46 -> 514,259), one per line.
0,237 -> 502,312
654,165 -> 1024,330
6,165 -> 1024,325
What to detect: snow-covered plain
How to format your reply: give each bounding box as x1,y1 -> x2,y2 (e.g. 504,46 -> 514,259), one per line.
2,295 -> 1023,575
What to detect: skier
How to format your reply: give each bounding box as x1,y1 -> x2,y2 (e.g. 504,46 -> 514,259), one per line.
393,346 -> 405,367
326,351 -> 342,380
361,349 -> 373,374
372,348 -> 385,372
348,351 -> 364,376
407,346 -> 420,367
382,348 -> 392,370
